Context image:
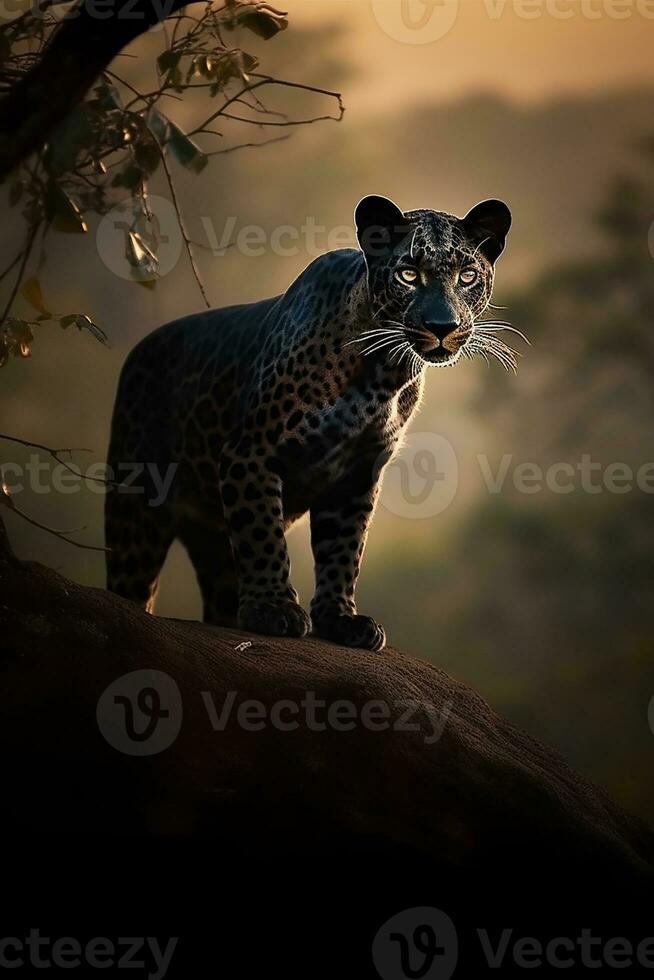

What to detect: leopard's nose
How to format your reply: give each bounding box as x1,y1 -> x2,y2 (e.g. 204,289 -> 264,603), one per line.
424,319 -> 460,343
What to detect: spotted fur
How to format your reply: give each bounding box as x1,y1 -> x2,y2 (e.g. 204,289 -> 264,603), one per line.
105,196 -> 512,651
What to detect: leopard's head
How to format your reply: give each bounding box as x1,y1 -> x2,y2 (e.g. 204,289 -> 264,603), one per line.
354,195 -> 513,369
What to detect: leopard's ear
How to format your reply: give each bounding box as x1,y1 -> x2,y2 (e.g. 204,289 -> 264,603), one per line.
463,199 -> 512,263
355,195 -> 412,260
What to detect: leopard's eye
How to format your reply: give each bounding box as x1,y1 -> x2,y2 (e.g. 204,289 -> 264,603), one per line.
459,268 -> 478,286
396,268 -> 418,285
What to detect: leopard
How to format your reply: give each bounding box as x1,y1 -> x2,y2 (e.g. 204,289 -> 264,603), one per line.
105,195 -> 513,651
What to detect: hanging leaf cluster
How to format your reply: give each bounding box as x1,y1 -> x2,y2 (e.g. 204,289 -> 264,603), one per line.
0,1 -> 340,366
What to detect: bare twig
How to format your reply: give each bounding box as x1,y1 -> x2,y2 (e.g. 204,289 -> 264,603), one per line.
158,147 -> 211,309
0,220 -> 40,328
0,489 -> 108,553
0,433 -> 117,486
189,74 -> 344,136
205,133 -> 290,156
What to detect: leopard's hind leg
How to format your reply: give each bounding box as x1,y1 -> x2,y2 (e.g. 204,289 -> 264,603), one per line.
178,519 -> 238,627
105,494 -> 175,614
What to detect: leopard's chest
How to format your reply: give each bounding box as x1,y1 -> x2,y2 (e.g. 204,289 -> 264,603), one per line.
281,386 -> 412,513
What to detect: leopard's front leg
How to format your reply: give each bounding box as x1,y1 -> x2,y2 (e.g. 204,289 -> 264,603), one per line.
310,458 -> 386,652
219,439 -> 310,638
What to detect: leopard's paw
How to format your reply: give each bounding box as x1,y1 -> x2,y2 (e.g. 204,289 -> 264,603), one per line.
312,613 -> 386,652
238,598 -> 311,639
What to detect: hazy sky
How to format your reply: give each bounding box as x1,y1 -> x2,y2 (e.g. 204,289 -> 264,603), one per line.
294,0 -> 654,109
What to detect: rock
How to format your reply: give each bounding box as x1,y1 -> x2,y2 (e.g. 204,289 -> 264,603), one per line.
0,528 -> 654,912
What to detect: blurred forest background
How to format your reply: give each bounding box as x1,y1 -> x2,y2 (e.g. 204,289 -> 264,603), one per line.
2,1 -> 654,820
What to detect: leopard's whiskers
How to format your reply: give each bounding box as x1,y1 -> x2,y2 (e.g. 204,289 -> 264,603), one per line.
460,314 -> 528,374
475,320 -> 530,346
360,335 -> 405,357
341,327 -> 405,349
388,341 -> 410,365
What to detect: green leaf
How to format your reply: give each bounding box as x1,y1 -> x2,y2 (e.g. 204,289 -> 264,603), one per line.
158,49 -> 182,74
197,54 -> 216,78
233,6 -> 288,39
47,184 -> 88,234
134,139 -> 161,176
46,104 -> 94,175
209,50 -> 259,93
167,122 -> 208,174
21,276 -> 51,317
58,313 -> 108,345
95,79 -> 122,110
0,480 -> 15,507
125,230 -> 158,282
2,318 -> 34,360
111,165 -> 144,190
147,108 -> 170,145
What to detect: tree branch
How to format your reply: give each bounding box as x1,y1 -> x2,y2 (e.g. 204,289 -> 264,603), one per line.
0,0 -> 191,180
